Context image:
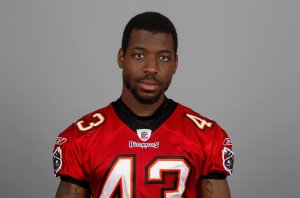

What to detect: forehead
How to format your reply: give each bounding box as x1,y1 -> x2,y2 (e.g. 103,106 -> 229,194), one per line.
127,29 -> 174,52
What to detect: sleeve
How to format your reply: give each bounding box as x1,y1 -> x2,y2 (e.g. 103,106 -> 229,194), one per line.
52,124 -> 90,188
201,124 -> 234,179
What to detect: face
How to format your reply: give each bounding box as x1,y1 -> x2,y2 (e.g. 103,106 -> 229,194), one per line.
118,29 -> 178,104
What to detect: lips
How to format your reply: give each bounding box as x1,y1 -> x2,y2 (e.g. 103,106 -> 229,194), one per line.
138,80 -> 159,91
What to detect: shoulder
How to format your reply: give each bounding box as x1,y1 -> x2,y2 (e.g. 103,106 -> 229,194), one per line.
172,103 -> 229,138
56,103 -> 113,141
175,103 -> 217,129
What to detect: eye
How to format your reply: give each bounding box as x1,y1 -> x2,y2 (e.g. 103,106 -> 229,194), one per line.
133,53 -> 144,59
160,56 -> 169,62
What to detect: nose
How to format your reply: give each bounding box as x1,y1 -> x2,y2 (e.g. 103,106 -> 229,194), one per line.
143,56 -> 158,74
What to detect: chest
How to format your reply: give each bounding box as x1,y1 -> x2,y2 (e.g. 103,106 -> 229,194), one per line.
85,126 -> 205,197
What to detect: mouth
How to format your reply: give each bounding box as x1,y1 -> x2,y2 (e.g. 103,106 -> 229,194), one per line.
138,80 -> 160,92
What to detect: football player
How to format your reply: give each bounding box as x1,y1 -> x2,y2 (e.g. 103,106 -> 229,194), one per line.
53,12 -> 234,198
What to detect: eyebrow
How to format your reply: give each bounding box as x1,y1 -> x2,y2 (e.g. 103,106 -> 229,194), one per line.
131,47 -> 173,54
131,47 -> 145,51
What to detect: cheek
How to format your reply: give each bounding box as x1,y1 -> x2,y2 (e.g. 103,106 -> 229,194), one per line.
123,60 -> 143,75
159,67 -> 176,81
123,67 -> 139,83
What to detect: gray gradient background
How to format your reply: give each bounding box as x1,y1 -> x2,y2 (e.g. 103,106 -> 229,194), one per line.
0,0 -> 299,197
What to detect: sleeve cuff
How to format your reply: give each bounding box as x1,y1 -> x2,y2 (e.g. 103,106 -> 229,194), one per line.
60,175 -> 90,189
200,172 -> 227,180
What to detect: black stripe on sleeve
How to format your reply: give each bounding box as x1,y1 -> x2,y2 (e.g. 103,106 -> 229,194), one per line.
60,175 -> 90,189
200,172 -> 227,180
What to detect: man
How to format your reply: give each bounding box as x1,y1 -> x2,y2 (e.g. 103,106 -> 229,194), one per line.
53,12 -> 234,198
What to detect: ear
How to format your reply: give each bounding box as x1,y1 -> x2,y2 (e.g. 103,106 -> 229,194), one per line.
117,48 -> 124,68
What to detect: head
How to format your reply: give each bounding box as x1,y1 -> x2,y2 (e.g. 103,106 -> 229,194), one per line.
121,12 -> 178,55
118,12 -> 178,105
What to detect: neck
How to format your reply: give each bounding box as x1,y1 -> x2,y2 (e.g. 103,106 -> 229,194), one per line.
120,87 -> 165,117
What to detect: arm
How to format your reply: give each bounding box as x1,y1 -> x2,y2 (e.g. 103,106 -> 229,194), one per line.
55,180 -> 91,198
200,179 -> 231,198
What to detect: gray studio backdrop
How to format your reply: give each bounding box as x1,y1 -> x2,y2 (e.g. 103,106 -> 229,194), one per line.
1,0 -> 299,197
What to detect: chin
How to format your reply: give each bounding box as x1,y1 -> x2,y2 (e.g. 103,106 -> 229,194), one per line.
134,90 -> 162,105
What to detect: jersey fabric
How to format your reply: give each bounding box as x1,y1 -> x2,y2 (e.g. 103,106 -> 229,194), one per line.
53,98 -> 234,197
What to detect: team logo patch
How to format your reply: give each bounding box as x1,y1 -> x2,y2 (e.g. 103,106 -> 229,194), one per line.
53,147 -> 62,175
136,129 -> 152,142
222,147 -> 234,175
55,137 -> 67,145
223,138 -> 232,146
129,141 -> 159,149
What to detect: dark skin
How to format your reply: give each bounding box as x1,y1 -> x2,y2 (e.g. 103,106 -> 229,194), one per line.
55,181 -> 90,198
118,29 -> 178,116
55,29 -> 231,198
201,179 -> 231,198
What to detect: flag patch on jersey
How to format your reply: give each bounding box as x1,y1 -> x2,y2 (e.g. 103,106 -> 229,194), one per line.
55,137 -> 67,145
223,138 -> 232,146
222,147 -> 234,175
53,147 -> 62,175
136,129 -> 152,142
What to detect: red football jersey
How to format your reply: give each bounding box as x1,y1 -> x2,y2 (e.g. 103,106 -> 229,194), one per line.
53,100 -> 234,197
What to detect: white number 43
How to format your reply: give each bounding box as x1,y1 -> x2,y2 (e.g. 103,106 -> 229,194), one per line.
99,155 -> 191,198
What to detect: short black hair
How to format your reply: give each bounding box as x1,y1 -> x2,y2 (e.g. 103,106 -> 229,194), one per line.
121,12 -> 178,54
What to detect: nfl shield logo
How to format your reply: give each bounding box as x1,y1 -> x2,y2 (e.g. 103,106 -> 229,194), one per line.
136,129 -> 152,142
141,132 -> 148,139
